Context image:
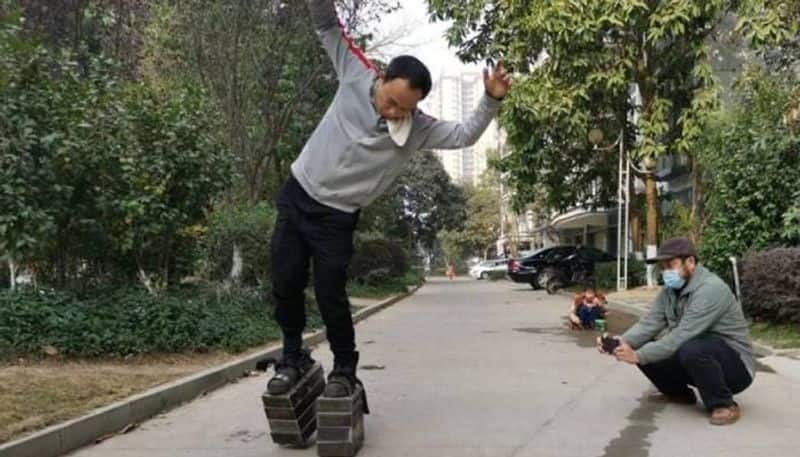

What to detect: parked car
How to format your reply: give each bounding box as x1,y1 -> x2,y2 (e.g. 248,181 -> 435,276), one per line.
537,246 -> 615,293
507,248 -> 551,287
466,256 -> 482,268
470,258 -> 509,279
507,246 -> 613,291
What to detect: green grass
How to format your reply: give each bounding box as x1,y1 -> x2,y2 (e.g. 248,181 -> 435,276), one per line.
347,270 -> 424,300
750,322 -> 800,349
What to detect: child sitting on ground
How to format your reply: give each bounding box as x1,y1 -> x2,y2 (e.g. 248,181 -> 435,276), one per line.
569,287 -> 608,330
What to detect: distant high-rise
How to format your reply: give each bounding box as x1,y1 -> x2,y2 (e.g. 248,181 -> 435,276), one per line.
421,71 -> 500,186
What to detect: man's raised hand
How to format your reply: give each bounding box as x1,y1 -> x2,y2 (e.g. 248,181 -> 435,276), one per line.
483,61 -> 511,100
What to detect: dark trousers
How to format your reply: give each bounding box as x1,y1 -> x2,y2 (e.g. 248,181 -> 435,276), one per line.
638,336 -> 753,410
577,305 -> 602,328
270,175 -> 359,365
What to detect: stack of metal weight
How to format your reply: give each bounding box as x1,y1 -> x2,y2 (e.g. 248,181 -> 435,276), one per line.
261,363 -> 326,447
316,384 -> 366,457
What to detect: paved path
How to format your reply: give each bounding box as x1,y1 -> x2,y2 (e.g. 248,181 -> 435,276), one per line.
69,278 -> 800,457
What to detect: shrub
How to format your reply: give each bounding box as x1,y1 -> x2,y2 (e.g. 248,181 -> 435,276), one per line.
383,241 -> 409,278
349,239 -> 409,285
201,202 -> 276,286
594,259 -> 647,291
660,199 -> 694,243
0,285 -> 319,358
783,189 -> 800,244
347,268 -> 424,299
740,247 -> 800,325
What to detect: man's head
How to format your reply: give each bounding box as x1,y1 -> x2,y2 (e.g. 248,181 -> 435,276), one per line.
647,237 -> 698,289
374,55 -> 431,120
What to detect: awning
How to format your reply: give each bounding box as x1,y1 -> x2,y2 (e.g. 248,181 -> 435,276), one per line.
550,208 -> 614,230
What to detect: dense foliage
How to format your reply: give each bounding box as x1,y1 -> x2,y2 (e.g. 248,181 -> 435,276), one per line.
697,69 -> 800,273
0,286 -> 323,358
201,202 -> 276,286
740,248 -> 800,325
0,14 -> 230,290
594,260 -> 647,291
350,239 -> 409,285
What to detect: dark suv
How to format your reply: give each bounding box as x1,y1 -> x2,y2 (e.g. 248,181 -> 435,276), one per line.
507,245 -> 613,291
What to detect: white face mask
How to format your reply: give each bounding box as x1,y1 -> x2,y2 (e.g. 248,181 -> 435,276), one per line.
386,114 -> 412,147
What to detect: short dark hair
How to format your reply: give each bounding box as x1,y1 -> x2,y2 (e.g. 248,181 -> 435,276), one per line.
385,55 -> 432,99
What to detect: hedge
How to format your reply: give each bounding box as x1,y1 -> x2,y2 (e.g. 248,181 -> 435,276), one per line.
740,247 -> 800,325
0,286 -> 321,358
594,259 -> 647,291
349,239 -> 409,285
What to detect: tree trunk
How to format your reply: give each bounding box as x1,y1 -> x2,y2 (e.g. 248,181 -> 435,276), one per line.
630,187 -> 644,258
138,267 -> 155,295
31,264 -> 38,291
645,172 -> 659,286
8,257 -> 16,292
73,0 -> 83,53
136,253 -> 155,294
229,243 -> 243,283
690,157 -> 705,244
161,238 -> 171,287
631,210 -> 642,257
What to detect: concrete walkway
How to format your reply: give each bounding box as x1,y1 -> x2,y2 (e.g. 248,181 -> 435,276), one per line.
69,278 -> 800,457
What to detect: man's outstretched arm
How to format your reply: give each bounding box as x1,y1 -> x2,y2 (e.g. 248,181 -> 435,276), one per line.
418,62 -> 511,150
418,96 -> 501,150
306,0 -> 376,81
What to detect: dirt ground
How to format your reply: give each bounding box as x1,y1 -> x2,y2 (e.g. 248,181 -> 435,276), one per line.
0,348 -> 273,444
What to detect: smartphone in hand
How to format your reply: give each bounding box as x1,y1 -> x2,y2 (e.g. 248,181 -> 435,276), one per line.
601,334 -> 620,354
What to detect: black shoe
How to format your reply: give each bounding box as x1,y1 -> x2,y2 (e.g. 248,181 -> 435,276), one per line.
323,352 -> 370,413
324,374 -> 356,398
324,351 -> 359,398
267,348 -> 315,395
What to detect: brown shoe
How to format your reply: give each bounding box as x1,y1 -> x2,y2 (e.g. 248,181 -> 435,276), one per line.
710,405 -> 741,425
648,391 -> 696,405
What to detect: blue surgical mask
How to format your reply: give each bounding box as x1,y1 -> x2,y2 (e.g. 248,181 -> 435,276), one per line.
662,269 -> 686,290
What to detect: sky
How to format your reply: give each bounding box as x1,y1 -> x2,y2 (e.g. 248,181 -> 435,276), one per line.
371,0 -> 480,78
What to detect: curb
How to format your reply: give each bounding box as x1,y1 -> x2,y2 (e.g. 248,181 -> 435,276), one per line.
0,286 -> 420,457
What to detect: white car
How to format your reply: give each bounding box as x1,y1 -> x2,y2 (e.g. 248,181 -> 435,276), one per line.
469,259 -> 509,280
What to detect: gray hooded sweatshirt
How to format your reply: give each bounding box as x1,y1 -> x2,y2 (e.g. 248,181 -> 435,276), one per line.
293,0 -> 501,213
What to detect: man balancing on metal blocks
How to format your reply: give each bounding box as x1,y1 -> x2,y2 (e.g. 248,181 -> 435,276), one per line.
266,0 -> 511,401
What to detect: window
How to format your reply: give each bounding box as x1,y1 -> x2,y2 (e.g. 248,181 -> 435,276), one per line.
545,247 -> 575,262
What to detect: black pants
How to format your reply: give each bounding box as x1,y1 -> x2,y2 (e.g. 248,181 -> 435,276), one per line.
271,175 -> 359,365
638,336 -> 753,410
